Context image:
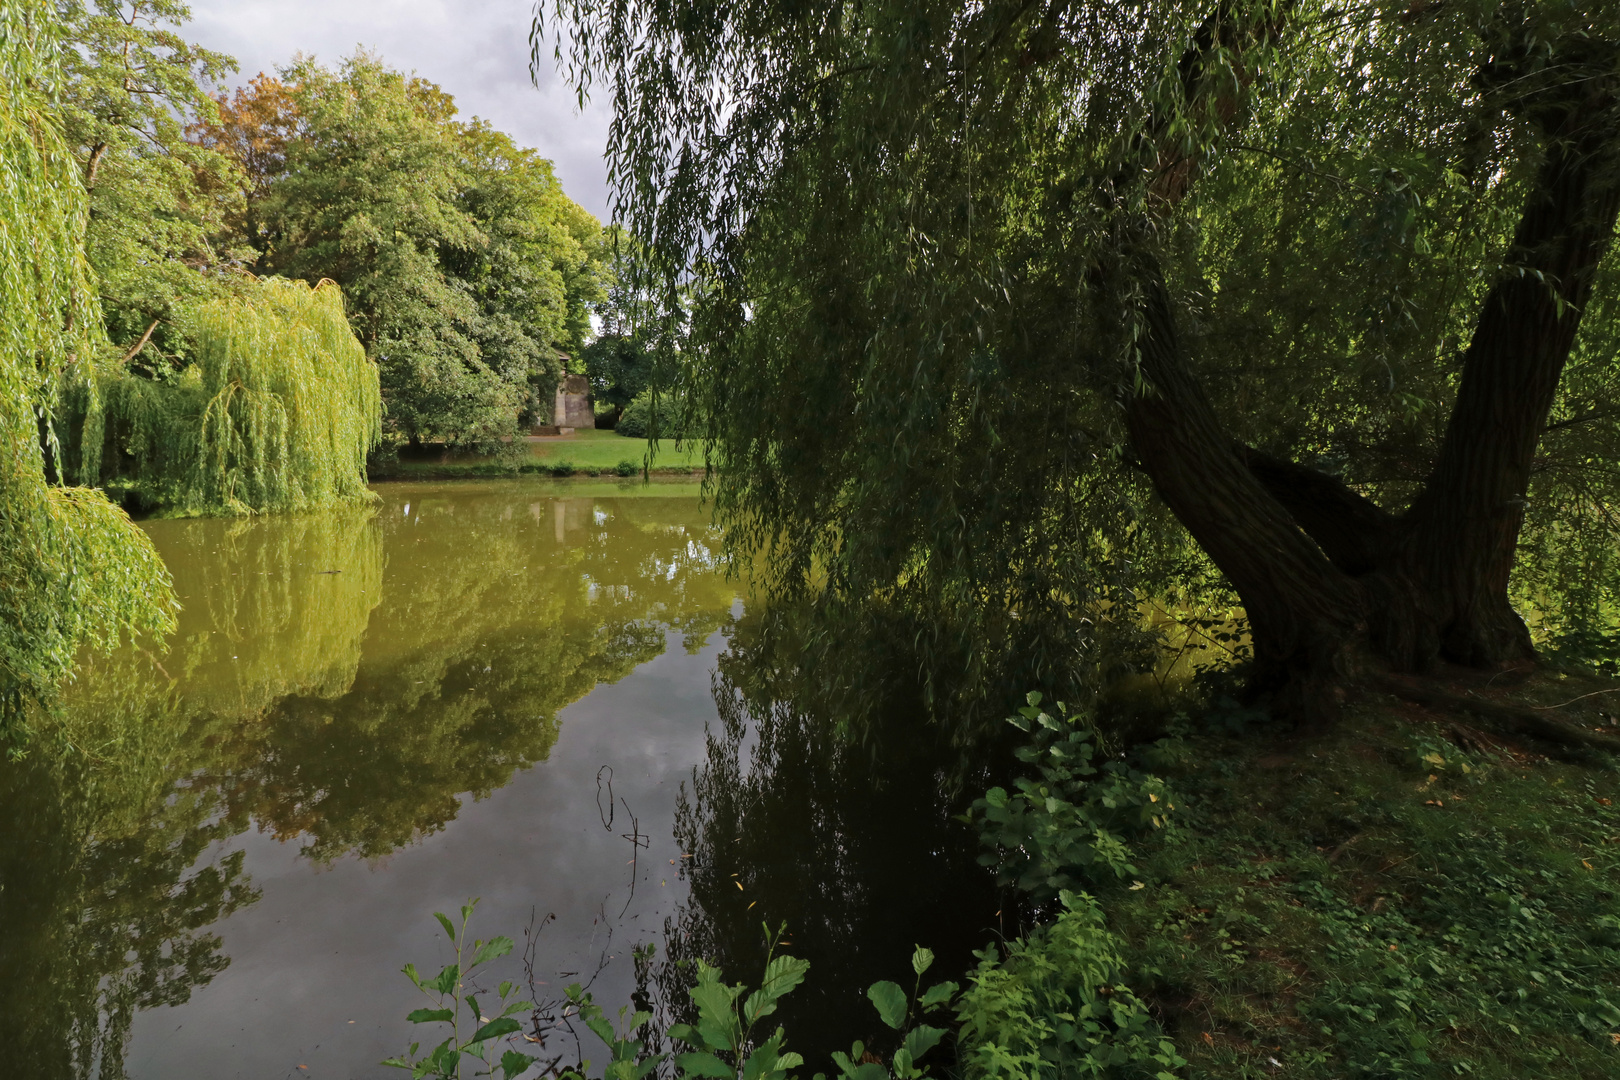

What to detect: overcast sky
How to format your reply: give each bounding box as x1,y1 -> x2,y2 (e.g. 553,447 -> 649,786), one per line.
185,0 -> 616,220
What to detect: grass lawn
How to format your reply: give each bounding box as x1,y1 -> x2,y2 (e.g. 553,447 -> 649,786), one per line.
379,429 -> 708,480
525,428 -> 706,470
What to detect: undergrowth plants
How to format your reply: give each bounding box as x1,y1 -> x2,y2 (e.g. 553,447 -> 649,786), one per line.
1105,703 -> 1620,1079
390,917 -> 956,1080
385,899 -> 535,1080
391,687 -> 1620,1080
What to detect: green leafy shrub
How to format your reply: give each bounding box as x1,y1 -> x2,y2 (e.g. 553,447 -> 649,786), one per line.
616,460 -> 639,477
390,911 -> 963,1080
956,892 -> 1183,1080
960,694 -> 1185,1079
972,693 -> 1174,902
615,391 -> 684,440
825,945 -> 958,1080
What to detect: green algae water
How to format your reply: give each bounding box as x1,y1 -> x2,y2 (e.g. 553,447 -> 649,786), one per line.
0,480 -> 999,1079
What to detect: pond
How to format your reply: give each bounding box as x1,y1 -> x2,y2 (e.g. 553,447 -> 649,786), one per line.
1,480 -> 1003,1079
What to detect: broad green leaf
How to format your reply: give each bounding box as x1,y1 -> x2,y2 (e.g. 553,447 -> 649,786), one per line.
472,935 -> 516,967
585,1013 -> 616,1045
473,1017 -> 523,1044
500,999 -> 532,1018
777,1053 -> 804,1070
689,964 -> 743,1047
851,1065 -> 888,1080
435,912 -> 456,941
676,1018 -> 734,1052
427,1038 -> 456,1069
406,1007 -> 454,1024
500,1049 -> 534,1079
902,1025 -> 946,1061
631,1054 -> 667,1080
402,963 -> 423,989
867,980 -> 908,1030
917,982 -> 957,1009
498,980 -> 515,998
742,955 -> 811,1022
740,1030 -> 785,1080
428,964 -> 459,995
910,946 -> 934,977
675,1050 -> 736,1078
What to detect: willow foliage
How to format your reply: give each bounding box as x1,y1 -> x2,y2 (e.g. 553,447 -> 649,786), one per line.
98,277 -> 382,515
546,0 -> 1620,724
0,0 -> 174,736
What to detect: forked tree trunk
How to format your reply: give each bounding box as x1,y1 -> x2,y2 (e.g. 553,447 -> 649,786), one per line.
1121,42 -> 1620,722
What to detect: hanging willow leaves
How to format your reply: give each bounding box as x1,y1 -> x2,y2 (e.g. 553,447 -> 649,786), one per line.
97,277 -> 383,515
0,0 -> 175,739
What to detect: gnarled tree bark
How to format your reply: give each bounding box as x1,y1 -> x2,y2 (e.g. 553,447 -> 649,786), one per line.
1119,23 -> 1620,722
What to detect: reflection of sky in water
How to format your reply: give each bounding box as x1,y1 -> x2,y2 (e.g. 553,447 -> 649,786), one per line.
127,629 -> 727,1080
8,480 -> 742,1080
6,478 -> 1004,1080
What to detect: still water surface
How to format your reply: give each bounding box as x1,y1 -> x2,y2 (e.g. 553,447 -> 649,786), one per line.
1,480 -> 999,1079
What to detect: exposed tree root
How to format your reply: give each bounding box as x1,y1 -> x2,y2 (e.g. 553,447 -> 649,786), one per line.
1370,675 -> 1620,757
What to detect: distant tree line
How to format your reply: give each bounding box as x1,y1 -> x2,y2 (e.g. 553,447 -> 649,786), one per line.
64,0 -> 611,455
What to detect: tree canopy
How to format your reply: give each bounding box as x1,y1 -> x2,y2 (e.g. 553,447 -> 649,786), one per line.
57,0 -> 247,366
198,53 -> 610,449
544,0 -> 1620,731
0,0 -> 174,737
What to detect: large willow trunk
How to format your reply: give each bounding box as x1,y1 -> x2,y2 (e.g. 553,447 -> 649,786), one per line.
1123,55 -> 1620,721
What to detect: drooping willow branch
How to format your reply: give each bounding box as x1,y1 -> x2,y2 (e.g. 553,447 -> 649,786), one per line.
94,277 -> 383,515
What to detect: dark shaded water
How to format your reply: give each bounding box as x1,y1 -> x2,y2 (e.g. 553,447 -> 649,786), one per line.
0,480 -> 1002,1079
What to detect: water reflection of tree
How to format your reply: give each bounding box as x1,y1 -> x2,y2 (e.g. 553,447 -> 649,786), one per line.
0,730 -> 257,1079
1,490 -> 739,1075
640,608 -> 1014,1071
205,494 -> 737,860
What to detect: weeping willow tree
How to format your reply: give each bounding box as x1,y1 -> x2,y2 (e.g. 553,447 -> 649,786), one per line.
547,0 -> 1620,733
95,277 -> 383,515
0,0 -> 174,739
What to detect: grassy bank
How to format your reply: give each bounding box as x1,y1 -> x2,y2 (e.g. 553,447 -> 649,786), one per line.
374,430 -> 707,480
1088,671 -> 1620,1079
